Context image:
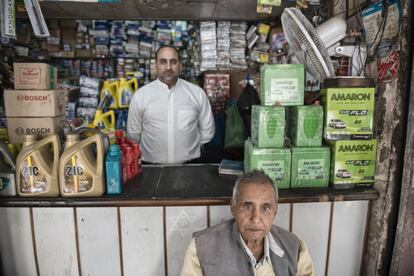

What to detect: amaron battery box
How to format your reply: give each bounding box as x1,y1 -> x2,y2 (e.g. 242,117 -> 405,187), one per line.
328,139 -> 377,188
321,87 -> 375,140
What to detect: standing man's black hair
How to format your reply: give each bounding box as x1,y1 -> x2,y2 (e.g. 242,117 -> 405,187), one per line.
155,46 -> 181,61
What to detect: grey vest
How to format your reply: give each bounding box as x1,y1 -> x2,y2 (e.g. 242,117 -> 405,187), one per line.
194,219 -> 300,276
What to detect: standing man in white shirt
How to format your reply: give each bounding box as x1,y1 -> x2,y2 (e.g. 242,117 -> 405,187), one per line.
127,46 -> 215,164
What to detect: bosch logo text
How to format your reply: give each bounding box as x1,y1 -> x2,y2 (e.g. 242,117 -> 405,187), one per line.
17,95 -> 48,101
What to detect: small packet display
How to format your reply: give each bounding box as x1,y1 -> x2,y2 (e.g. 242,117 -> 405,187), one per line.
204,74 -> 230,114
80,76 -> 101,89
79,97 -> 99,108
80,86 -> 100,97
200,21 -> 217,71
77,107 -> 96,121
230,22 -> 248,70
217,21 -> 231,70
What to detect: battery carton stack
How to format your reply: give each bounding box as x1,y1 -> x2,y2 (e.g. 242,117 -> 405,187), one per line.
245,64 -> 330,189
287,103 -> 329,188
4,63 -> 66,143
321,78 -> 377,189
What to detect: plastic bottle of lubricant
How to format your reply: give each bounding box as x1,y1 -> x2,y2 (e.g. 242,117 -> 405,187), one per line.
105,144 -> 122,194
16,135 -> 61,197
59,133 -> 105,197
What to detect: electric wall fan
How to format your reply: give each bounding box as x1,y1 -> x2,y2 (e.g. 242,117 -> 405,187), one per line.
281,7 -> 366,80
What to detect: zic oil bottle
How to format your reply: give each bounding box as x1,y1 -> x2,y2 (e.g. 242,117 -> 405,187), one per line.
59,133 -> 105,197
16,135 -> 61,197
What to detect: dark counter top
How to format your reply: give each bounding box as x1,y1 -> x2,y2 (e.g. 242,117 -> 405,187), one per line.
0,164 -> 379,207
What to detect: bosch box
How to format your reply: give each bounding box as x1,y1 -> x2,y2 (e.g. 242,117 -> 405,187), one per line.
13,63 -> 57,90
4,90 -> 66,117
6,116 -> 66,144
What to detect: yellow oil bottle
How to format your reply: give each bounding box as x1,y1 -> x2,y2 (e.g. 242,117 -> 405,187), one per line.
100,80 -> 119,109
118,77 -> 138,109
16,135 -> 61,197
91,109 -> 115,131
59,133 -> 105,197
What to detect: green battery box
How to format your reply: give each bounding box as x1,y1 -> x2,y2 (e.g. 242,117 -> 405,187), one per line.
288,105 -> 323,147
244,143 -> 291,189
260,64 -> 304,106
251,105 -> 285,148
290,147 -> 330,188
329,140 -> 377,188
321,87 -> 375,140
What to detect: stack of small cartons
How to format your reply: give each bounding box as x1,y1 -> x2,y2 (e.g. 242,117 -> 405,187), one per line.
4,63 -> 66,143
245,64 -> 329,189
321,78 -> 377,189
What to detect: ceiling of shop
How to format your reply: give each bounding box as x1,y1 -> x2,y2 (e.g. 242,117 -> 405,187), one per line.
35,0 -> 285,20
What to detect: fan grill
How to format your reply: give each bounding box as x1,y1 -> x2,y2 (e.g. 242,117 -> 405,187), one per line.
281,8 -> 334,80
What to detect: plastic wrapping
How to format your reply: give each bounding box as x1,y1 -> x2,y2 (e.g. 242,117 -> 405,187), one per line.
80,76 -> 101,89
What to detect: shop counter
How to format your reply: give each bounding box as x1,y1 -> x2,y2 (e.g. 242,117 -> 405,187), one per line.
0,164 -> 378,276
0,163 -> 378,207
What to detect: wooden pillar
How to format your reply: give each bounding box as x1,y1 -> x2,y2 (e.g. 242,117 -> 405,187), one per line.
389,1 -> 414,274
362,0 -> 412,275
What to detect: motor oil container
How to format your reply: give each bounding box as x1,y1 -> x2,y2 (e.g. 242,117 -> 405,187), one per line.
91,109 -> 115,131
105,144 -> 122,194
59,133 -> 105,197
100,80 -> 119,109
120,144 -> 134,181
116,110 -> 128,131
6,143 -> 21,159
16,135 -> 61,197
118,77 -> 138,108
132,143 -> 142,176
0,140 -> 17,196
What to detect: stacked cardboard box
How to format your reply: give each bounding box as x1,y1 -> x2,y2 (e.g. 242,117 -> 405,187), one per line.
245,64 -> 330,189
5,63 -> 66,143
244,64 -> 303,189
321,78 -> 377,188
288,105 -> 330,188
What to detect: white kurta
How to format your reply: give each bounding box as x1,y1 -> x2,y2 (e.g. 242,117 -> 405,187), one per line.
127,78 -> 215,164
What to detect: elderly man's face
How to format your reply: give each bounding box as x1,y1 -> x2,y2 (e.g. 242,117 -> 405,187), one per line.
231,182 -> 277,243
156,47 -> 181,87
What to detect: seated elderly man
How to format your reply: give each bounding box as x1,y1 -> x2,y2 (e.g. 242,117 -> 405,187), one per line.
180,170 -> 316,276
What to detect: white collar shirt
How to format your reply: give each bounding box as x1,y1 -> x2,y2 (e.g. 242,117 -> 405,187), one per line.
239,234 -> 272,269
127,78 -> 215,164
